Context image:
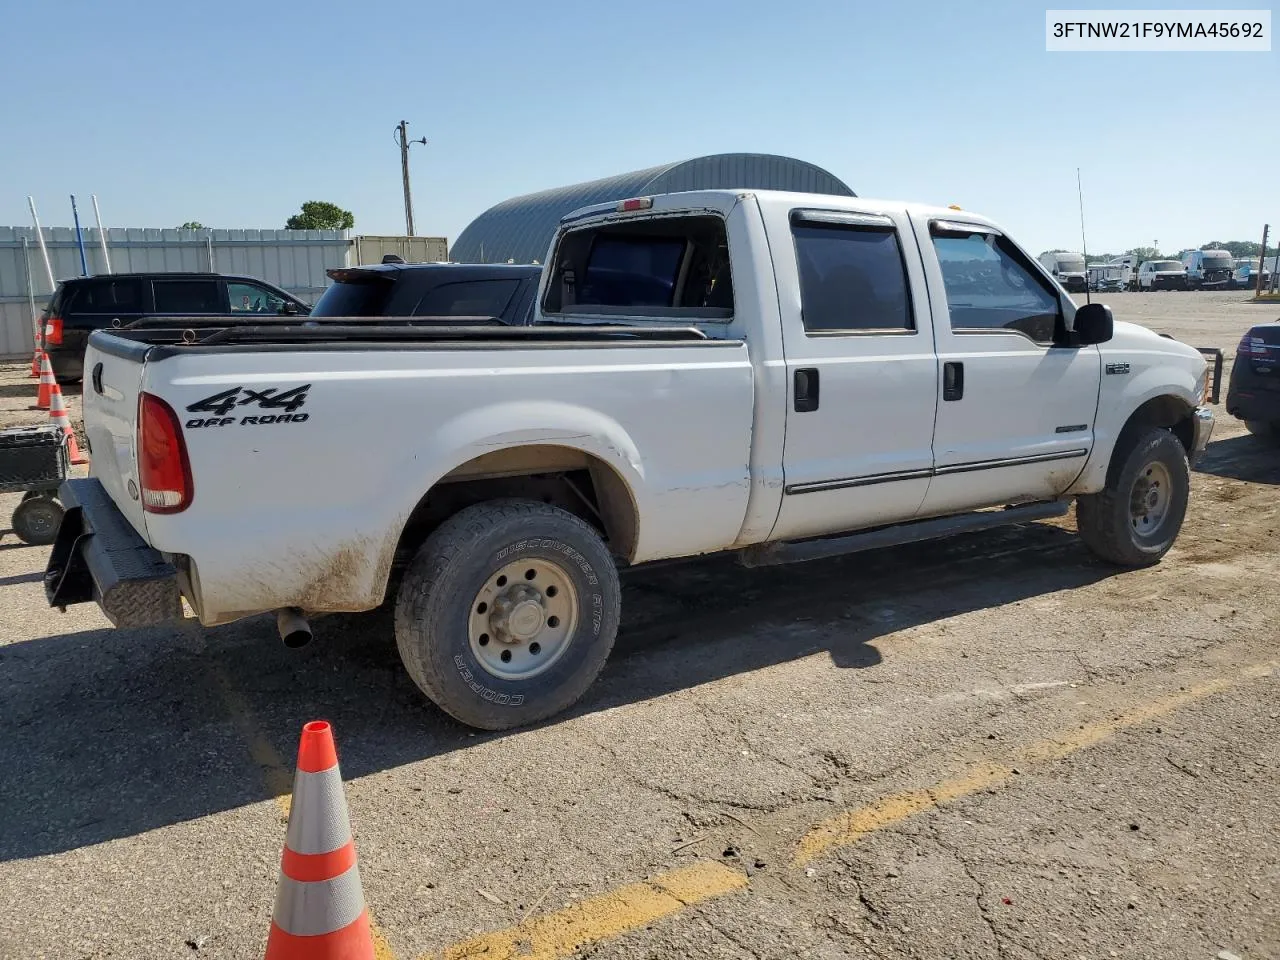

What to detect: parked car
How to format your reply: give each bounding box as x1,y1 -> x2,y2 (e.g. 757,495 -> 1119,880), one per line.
1226,322 -> 1280,440
46,188 -> 1215,731
1181,249 -> 1235,290
1137,260 -> 1189,291
309,262 -> 543,322
39,273 -> 312,381
1088,263 -> 1126,292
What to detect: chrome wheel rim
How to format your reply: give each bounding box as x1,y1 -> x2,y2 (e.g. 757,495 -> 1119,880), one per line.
468,558 -> 578,680
1130,462 -> 1172,538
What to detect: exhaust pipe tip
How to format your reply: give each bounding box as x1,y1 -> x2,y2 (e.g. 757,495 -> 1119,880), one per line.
277,608 -> 312,649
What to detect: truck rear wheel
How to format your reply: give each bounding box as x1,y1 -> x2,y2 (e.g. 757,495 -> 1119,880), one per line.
1076,427 -> 1189,567
394,499 -> 621,730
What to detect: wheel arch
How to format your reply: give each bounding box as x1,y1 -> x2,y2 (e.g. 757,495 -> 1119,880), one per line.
390,442 -> 643,577
1069,391 -> 1198,496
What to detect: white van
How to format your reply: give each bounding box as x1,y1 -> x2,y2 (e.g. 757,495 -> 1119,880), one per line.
1037,251 -> 1088,292
1181,249 -> 1235,289
1138,260 -> 1189,291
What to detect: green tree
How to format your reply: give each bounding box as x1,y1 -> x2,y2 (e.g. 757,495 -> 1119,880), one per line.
1197,240 -> 1278,258
178,221 -> 205,230
1126,246 -> 1160,260
285,201 -> 355,231
1038,248 -> 1069,258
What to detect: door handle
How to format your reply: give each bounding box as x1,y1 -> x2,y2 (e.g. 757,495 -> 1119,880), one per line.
943,361 -> 964,401
794,368 -> 819,412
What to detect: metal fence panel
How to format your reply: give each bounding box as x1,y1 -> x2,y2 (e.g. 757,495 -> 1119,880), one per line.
0,227 -> 455,358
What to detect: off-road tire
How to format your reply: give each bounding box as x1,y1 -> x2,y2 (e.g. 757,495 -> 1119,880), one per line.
394,499 -> 621,730
1076,427 -> 1189,567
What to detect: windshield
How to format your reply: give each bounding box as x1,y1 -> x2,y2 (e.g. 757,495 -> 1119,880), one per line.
1201,251 -> 1232,263
1057,258 -> 1086,273
1154,261 -> 1184,271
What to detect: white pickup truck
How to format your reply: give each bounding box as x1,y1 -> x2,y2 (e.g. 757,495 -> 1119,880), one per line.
45,189 -> 1216,730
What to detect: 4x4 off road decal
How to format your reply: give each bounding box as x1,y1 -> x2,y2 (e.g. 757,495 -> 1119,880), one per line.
185,384 -> 311,429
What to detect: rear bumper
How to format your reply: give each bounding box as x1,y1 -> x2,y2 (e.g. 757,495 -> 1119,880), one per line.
1226,362 -> 1280,423
44,478 -> 183,628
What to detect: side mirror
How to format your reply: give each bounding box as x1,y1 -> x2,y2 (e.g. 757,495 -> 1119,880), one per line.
280,301 -> 300,316
1074,302 -> 1113,345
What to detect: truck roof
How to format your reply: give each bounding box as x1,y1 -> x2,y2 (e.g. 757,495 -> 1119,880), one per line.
559,189 -> 1002,231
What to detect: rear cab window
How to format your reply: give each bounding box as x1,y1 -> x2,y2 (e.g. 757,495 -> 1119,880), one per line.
543,214 -> 734,320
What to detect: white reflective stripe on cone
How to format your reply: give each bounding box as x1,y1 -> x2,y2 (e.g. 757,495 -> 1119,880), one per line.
285,765 -> 352,855
272,863 -> 367,937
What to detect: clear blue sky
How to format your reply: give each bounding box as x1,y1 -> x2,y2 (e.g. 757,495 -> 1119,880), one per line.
3,0 -> 1275,257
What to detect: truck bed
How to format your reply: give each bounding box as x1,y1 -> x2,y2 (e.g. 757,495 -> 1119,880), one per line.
77,319 -> 756,626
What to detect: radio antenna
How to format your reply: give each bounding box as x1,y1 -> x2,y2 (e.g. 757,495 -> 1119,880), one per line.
1077,167 -> 1091,304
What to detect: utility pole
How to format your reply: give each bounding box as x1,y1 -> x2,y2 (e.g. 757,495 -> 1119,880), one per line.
396,120 -> 427,237
1258,224 -> 1269,297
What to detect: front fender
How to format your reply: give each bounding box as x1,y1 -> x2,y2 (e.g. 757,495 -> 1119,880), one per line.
1068,360 -> 1202,496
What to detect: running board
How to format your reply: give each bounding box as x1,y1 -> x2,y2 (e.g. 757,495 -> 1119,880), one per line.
737,501 -> 1070,569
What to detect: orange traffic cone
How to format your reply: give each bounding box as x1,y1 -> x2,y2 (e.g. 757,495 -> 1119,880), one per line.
48,385 -> 88,465
32,353 -> 55,410
29,343 -> 42,378
265,721 -> 375,960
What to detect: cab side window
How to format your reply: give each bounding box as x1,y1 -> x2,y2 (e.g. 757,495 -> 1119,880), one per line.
228,281 -> 287,314
153,279 -> 222,313
929,229 -> 1062,344
791,215 -> 914,333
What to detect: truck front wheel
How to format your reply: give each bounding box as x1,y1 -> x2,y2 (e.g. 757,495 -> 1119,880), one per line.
1076,427 -> 1189,567
394,499 -> 621,730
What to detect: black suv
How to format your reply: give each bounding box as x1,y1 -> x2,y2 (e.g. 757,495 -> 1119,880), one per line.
310,262 -> 543,323
1226,321 -> 1280,441
41,272 -> 311,380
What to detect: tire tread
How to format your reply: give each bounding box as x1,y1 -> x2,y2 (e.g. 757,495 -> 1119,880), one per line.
393,499 -> 620,729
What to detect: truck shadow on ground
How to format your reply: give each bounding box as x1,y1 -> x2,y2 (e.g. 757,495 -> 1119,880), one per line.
0,520 -> 1118,862
1193,433 -> 1280,485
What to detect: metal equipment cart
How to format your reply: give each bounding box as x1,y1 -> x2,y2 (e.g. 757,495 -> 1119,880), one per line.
0,424 -> 69,545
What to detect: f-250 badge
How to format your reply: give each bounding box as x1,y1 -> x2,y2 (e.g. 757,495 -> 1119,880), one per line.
185,384 -> 311,429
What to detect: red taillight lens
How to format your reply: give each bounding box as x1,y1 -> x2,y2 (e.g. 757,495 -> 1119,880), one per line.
44,317 -> 63,345
137,393 -> 193,513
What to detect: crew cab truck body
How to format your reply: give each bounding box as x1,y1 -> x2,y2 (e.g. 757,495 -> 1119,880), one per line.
47,189 -> 1215,730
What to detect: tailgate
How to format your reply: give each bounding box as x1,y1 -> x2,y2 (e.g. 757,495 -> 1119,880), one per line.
82,333 -> 150,537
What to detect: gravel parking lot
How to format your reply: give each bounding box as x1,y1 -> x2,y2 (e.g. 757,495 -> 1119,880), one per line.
1,291 -> 1276,960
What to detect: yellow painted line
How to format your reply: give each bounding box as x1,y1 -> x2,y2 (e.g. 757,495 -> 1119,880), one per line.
793,763 -> 1013,868
209,662 -> 294,817
794,661 -> 1276,867
430,861 -> 748,960
209,661 -> 400,960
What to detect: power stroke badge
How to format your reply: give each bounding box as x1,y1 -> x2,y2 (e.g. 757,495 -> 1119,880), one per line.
185,384 -> 311,428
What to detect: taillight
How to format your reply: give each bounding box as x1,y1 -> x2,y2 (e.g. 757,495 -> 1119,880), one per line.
1237,334 -> 1268,356
137,393 -> 193,513
44,317 -> 63,345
